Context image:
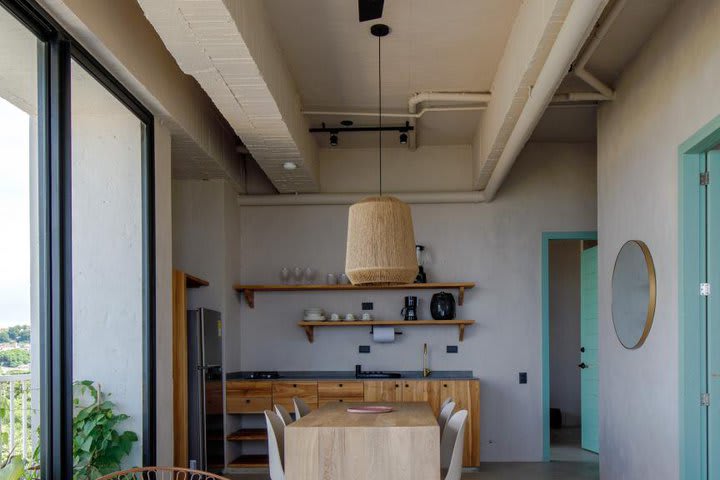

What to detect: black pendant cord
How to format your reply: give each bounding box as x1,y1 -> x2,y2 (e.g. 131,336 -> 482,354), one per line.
378,34 -> 382,196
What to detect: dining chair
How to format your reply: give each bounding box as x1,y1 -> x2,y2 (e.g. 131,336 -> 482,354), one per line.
293,396 -> 312,419
437,400 -> 456,435
440,396 -> 454,410
265,410 -> 286,480
97,467 -> 231,480
275,404 -> 294,425
440,409 -> 468,480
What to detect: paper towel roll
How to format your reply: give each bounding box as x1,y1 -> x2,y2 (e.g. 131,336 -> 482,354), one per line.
372,326 -> 395,343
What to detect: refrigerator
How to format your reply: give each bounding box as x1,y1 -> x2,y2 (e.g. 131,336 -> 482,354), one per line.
187,308 -> 224,472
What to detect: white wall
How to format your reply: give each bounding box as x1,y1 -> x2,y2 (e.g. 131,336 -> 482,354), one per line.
228,142 -> 597,461
549,240 -> 581,427
597,0 -> 720,477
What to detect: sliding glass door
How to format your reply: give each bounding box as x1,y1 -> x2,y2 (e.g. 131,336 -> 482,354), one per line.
0,1 -> 156,478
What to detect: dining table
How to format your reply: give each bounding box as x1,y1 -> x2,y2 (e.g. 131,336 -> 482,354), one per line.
284,401 -> 440,480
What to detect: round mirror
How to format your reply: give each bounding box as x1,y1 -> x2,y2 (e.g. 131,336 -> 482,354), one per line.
611,240 -> 656,349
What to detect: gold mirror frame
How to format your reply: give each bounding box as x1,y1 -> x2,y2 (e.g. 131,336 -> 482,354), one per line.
611,240 -> 657,349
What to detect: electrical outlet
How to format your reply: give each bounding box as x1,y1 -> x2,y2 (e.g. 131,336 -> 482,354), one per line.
519,372 -> 527,384
446,345 -> 458,353
359,345 -> 371,353
362,302 -> 374,310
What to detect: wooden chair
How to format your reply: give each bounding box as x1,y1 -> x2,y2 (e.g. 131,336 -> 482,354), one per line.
293,396 -> 311,419
440,410 -> 468,480
437,400 -> 456,435
275,404 -> 294,425
265,410 -> 286,480
97,467 -> 230,480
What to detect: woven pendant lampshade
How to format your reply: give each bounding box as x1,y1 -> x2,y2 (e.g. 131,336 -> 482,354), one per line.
345,196 -> 418,285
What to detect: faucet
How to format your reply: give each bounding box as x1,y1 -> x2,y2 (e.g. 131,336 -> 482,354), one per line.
423,343 -> 432,377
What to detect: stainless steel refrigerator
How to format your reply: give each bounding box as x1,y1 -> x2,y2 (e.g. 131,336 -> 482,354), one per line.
187,308 -> 224,472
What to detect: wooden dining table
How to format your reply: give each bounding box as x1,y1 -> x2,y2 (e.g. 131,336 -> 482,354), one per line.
285,401 -> 440,480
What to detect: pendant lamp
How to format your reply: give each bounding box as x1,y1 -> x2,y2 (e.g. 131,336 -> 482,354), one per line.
345,24 -> 418,286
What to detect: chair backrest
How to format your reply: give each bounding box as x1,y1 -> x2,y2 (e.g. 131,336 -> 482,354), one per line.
440,410 -> 468,480
440,396 -> 454,410
293,396 -> 312,419
97,467 -> 231,480
275,404 -> 294,426
265,410 -> 286,480
437,400 -> 456,435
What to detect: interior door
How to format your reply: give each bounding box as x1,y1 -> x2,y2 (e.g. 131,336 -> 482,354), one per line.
707,150 -> 719,479
580,245 -> 599,453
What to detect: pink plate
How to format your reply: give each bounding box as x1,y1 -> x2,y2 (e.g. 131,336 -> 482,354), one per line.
346,406 -> 393,414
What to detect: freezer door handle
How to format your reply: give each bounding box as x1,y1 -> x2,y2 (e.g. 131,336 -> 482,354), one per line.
197,364 -> 221,371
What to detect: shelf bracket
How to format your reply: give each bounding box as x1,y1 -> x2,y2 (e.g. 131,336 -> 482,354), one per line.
303,325 -> 314,343
458,324 -> 466,342
243,289 -> 255,308
458,287 -> 465,306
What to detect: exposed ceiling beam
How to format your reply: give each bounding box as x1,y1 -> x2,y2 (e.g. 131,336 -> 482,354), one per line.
138,0 -> 320,193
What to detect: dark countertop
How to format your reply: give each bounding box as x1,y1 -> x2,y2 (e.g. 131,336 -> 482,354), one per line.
226,370 -> 477,381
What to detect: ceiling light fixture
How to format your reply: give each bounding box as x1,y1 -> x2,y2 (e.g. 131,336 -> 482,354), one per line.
330,134 -> 339,147
283,161 -> 297,170
345,24 -> 418,286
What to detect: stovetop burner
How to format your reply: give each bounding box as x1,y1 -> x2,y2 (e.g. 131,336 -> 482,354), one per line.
247,371 -> 280,379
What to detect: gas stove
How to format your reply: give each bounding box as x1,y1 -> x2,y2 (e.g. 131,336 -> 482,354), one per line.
246,371 -> 281,380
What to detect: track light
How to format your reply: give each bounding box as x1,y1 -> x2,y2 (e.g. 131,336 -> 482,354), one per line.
399,133 -> 408,144
330,134 -> 339,147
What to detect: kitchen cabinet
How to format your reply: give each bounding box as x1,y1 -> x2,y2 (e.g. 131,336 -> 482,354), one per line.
364,380 -> 402,402
318,381 -> 364,406
440,380 -> 480,466
226,381 -> 272,414
272,381 -> 318,411
401,380 -> 441,416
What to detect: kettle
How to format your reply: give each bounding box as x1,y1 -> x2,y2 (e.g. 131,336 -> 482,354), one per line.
430,292 -> 456,320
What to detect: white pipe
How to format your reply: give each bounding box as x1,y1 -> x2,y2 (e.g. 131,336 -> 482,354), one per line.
483,0 -> 609,202
551,92 -> 612,102
236,191 -> 487,206
302,105 -> 486,119
408,92 -> 491,114
573,0 -> 627,99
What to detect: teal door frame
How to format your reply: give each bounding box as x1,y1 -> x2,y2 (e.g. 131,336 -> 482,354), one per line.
679,114 -> 720,480
541,231 -> 598,461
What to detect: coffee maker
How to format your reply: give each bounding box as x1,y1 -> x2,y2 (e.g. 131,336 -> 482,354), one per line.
401,296 -> 418,321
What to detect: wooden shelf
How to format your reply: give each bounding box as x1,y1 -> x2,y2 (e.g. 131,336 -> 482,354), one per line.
233,282 -> 475,308
298,319 -> 475,343
186,274 -> 209,288
228,454 -> 269,468
226,428 -> 267,442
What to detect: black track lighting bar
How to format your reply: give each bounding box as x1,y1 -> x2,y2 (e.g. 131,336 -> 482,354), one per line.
309,121 -> 413,134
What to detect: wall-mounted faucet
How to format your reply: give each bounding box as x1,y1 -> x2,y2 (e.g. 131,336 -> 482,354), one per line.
423,343 -> 432,377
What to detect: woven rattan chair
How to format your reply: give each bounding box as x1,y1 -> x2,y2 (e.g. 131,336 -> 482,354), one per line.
97,467 -> 231,480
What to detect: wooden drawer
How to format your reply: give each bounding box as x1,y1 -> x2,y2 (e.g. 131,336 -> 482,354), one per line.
318,381 -> 364,399
226,395 -> 272,414
226,381 -> 272,397
364,380 -> 402,402
273,381 -> 318,411
318,397 -> 364,407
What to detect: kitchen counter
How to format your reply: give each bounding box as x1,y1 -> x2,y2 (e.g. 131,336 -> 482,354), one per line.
226,370 -> 476,380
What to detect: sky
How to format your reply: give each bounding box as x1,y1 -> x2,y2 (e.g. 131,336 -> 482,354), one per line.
0,96 -> 31,328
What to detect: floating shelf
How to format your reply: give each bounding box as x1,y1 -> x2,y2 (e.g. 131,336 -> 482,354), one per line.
185,274 -> 209,288
227,454 -> 269,468
233,282 -> 475,308
226,428 -> 267,442
298,319 -> 475,343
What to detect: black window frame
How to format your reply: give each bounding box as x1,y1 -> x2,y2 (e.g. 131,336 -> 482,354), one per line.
0,0 -> 157,478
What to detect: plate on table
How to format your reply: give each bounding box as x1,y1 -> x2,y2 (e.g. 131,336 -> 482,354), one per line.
346,405 -> 393,414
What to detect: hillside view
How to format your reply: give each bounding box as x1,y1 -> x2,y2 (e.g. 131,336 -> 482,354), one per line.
0,324 -> 30,373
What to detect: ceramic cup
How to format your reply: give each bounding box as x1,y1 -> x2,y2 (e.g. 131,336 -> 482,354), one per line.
345,313 -> 356,321
330,313 -> 340,321
362,313 -> 373,320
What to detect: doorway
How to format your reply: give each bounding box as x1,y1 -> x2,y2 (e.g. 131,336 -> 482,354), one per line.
541,232 -> 597,462
680,120 -> 720,480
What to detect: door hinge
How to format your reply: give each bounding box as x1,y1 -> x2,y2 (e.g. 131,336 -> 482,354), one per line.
701,393 -> 711,406
701,283 -> 711,296
701,171 -> 710,186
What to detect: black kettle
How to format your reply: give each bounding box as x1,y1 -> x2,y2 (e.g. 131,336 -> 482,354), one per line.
430,292 -> 456,320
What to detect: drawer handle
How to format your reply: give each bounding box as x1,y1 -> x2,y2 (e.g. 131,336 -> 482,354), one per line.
443,384 -> 448,387
293,384 -> 297,388
339,383 -> 343,387
395,384 -> 399,388
245,399 -> 250,403
339,399 -> 343,402
405,384 -> 409,388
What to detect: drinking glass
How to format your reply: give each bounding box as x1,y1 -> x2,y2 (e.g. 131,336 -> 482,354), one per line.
305,267 -> 316,284
293,267 -> 304,284
280,267 -> 290,284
